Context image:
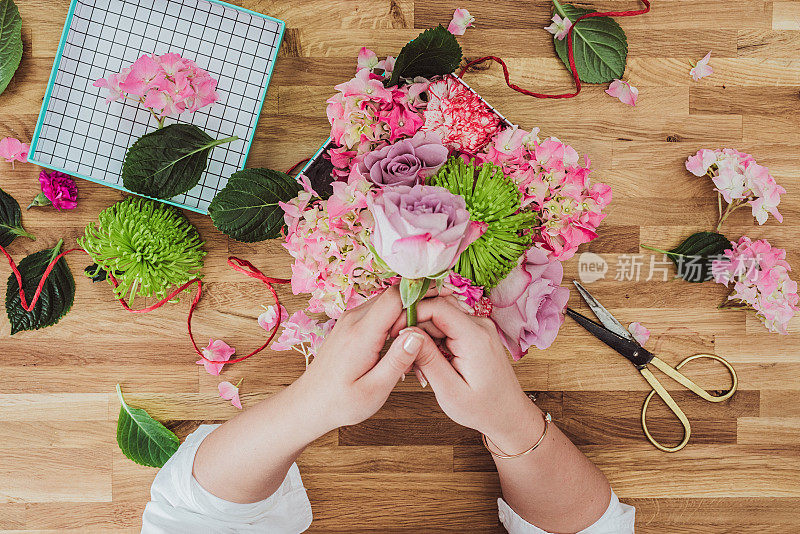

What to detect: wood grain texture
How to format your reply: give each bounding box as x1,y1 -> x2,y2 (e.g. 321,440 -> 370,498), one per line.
1,0 -> 799,532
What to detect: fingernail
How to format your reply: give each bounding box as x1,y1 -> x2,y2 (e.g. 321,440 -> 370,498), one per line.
400,373 -> 406,382
414,367 -> 428,388
402,331 -> 423,354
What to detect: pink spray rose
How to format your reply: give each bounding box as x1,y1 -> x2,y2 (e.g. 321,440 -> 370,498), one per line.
489,247 -> 570,358
368,184 -> 485,279
28,170 -> 78,210
355,131 -> 448,187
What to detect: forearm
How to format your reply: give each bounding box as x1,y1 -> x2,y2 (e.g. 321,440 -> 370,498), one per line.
192,375 -> 333,503
488,402 -> 611,533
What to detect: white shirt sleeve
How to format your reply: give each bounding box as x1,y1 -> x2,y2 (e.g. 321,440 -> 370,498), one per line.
141,424 -> 313,534
498,492 -> 635,534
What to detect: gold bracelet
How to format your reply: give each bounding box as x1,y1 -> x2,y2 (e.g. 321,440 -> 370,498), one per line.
482,412 -> 552,459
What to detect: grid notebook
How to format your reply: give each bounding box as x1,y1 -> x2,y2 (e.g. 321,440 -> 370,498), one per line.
28,0 -> 285,214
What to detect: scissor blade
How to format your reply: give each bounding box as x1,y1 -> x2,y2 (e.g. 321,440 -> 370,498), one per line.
572,281 -> 634,341
566,308 -> 655,368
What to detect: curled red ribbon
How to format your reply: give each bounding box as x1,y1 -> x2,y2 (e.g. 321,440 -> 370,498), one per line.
459,0 -> 651,99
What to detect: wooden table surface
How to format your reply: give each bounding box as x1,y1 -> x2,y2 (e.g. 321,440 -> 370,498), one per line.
1,0 -> 799,532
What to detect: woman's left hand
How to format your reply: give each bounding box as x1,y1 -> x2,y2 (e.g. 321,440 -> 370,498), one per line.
296,285 -> 426,431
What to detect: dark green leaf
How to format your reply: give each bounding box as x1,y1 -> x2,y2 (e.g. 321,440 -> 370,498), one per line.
647,231 -> 731,283
388,25 -> 462,86
84,263 -> 119,282
552,1 -> 628,84
6,239 -> 74,334
122,124 -> 237,199
0,186 -> 34,247
116,384 -> 179,468
0,0 -> 23,96
208,168 -> 302,242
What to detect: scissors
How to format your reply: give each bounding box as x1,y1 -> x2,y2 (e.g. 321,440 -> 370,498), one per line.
566,281 -> 738,452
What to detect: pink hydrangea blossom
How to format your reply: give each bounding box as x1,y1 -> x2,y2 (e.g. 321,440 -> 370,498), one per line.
271,311 -> 336,365
0,137 -> 29,167
258,304 -> 288,332
712,236 -> 798,334
94,53 -> 219,124
686,148 -> 785,228
544,14 -> 573,40
448,8 -> 475,36
423,75 -> 501,153
477,128 -> 611,260
605,79 -> 639,106
218,379 -> 243,409
690,51 -> 713,81
196,339 -> 236,376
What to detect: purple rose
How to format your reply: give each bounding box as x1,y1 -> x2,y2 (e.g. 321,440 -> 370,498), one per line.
359,131 -> 448,187
28,170 -> 78,211
368,184 -> 485,279
490,247 -> 569,359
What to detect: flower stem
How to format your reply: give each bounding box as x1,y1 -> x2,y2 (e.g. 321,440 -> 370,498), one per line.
640,244 -> 671,255
10,225 -> 36,241
406,302 -> 417,327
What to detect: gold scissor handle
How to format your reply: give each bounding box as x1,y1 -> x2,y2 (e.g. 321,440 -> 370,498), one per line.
640,353 -> 738,453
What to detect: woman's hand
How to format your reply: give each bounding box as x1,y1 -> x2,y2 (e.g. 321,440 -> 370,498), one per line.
296,285 -> 426,432
391,296 -> 545,454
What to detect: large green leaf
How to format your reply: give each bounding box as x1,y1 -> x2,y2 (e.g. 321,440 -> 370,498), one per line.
122,124 -> 237,199
552,0 -> 628,84
0,186 -> 34,247
643,231 -> 731,283
208,168 -> 302,242
116,384 -> 179,468
0,0 -> 23,96
5,239 -> 74,334
388,25 -> 462,86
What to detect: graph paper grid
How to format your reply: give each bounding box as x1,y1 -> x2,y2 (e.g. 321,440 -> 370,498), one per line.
28,0 -> 285,214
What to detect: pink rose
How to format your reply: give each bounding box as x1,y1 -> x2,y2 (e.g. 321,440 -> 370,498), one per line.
356,131 -> 448,187
490,247 -> 569,358
368,184 -> 485,279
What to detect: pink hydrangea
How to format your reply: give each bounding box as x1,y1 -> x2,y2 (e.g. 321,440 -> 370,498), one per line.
423,75 -> 501,153
686,148 -> 785,227
712,236 -> 798,334
0,137 -> 29,166
271,310 -> 336,365
94,53 -> 218,123
280,175 -> 394,318
196,339 -> 236,376
477,127 -> 611,260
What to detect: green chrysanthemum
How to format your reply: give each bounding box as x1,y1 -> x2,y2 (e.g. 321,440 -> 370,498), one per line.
78,197 -> 206,301
429,157 -> 536,288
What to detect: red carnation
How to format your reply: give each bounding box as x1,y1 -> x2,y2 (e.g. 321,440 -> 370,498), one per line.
422,76 -> 501,154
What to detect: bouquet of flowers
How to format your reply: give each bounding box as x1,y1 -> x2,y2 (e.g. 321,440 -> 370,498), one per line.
273,27 -> 611,361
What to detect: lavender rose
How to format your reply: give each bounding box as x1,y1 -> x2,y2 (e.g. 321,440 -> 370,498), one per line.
489,247 -> 569,358
368,184 -> 485,279
358,131 -> 448,187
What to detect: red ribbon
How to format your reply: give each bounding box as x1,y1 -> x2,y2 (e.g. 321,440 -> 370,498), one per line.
459,0 -> 651,99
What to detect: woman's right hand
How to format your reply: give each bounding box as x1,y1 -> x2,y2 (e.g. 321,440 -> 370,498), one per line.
392,296 -> 546,455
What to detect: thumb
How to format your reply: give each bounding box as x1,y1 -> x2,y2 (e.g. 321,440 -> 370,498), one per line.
402,328 -> 465,394
360,330 -> 425,392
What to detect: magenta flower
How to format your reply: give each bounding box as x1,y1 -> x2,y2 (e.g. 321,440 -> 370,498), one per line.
489,247 -> 569,358
445,271 -> 484,307
0,137 -> 29,168
196,339 -> 236,376
28,170 -> 78,211
356,132 -> 448,187
367,184 -> 485,279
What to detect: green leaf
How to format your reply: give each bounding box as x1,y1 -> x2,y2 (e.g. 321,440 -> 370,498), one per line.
399,277 -> 431,309
0,0 -> 23,96
122,124 -> 237,199
208,168 -> 302,242
552,0 -> 628,84
5,239 -> 74,334
388,25 -> 462,86
643,231 -> 731,283
0,186 -> 34,247
116,384 -> 179,468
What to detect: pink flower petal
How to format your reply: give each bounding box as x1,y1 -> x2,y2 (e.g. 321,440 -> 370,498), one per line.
218,381 -> 242,409
448,8 -> 475,36
690,51 -> 713,81
605,79 -> 638,106
196,338 -> 236,376
628,322 -> 651,346
0,137 -> 29,163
